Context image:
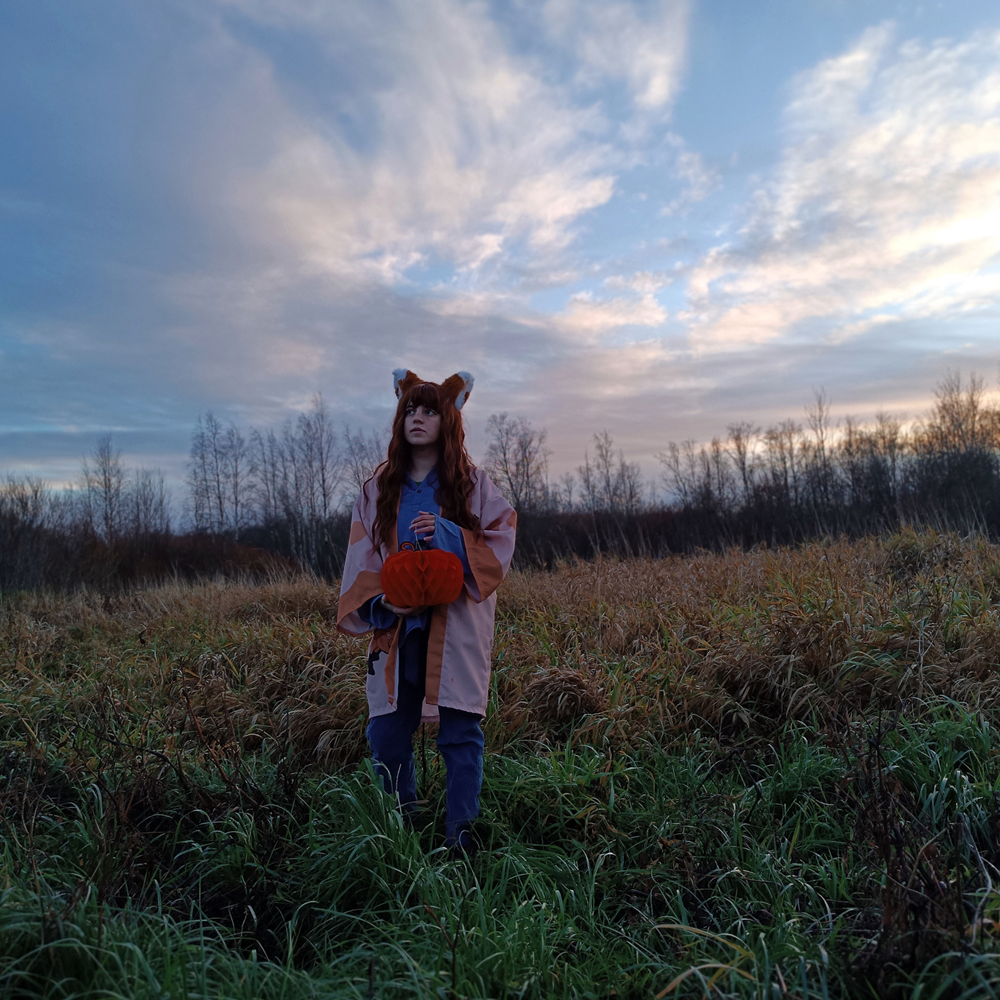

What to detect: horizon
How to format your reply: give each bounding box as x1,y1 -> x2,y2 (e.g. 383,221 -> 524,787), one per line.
19,366 -> 994,524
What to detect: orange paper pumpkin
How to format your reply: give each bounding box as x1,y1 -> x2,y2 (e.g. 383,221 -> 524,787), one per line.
381,542 -> 464,608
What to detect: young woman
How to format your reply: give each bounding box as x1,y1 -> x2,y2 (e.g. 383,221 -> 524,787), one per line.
337,369 -> 516,852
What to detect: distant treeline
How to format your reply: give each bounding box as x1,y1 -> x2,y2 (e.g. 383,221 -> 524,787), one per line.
517,373 -> 1000,564
0,455 -> 299,592
4,372 -> 1000,590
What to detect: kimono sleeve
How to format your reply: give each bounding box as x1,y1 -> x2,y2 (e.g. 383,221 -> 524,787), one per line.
429,516 -> 473,578
337,488 -> 386,635
460,471 -> 517,603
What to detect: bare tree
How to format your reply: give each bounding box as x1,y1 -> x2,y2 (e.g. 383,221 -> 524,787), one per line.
839,415 -> 865,506
189,413 -> 225,533
0,476 -> 55,590
591,431 -> 617,511
555,472 -> 577,512
659,440 -> 703,508
0,475 -> 48,530
580,431 -> 643,514
224,424 -> 252,538
727,421 -> 758,504
82,434 -> 126,541
295,395 -> 341,520
250,428 -> 284,524
761,419 -> 801,504
873,410 -> 903,494
343,424 -> 388,496
805,390 -> 836,508
917,371 -> 994,455
484,412 -> 550,512
128,468 -> 171,535
710,437 -> 735,508
806,390 -> 832,456
188,413 -> 253,536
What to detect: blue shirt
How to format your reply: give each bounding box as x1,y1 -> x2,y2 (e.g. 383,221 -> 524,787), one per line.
359,465 -> 472,634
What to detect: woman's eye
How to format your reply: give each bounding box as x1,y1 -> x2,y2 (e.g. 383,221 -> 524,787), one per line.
405,408 -> 415,415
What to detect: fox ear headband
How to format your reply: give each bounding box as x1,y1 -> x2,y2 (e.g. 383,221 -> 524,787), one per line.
392,368 -> 474,411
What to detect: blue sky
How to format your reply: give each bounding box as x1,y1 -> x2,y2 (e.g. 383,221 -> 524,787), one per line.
3,0 -> 1000,484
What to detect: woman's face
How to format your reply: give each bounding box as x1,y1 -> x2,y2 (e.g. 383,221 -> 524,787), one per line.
403,403 -> 441,448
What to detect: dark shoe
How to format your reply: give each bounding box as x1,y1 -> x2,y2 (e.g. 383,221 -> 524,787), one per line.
401,800 -> 430,832
447,839 -> 477,862
446,823 -> 478,861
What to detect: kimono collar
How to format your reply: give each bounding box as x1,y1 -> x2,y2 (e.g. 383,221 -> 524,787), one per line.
405,465 -> 439,490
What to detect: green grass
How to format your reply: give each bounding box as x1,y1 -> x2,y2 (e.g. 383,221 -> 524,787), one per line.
4,710 -> 1000,998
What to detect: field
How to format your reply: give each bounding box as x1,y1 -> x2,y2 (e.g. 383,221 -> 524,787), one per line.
4,531 -> 1000,998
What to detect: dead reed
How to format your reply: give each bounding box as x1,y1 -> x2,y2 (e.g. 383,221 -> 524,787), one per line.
3,529 -> 1000,772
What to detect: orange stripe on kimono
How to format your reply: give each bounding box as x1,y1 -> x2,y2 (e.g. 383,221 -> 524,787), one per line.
336,469 -> 516,719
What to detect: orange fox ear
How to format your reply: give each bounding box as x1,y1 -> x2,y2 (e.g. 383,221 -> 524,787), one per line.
393,368 -> 424,399
441,371 -> 474,411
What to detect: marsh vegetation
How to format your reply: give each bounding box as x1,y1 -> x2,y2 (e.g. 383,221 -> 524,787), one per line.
4,532 -> 1000,996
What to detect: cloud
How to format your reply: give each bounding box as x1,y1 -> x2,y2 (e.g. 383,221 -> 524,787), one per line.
0,0 -> 699,486
553,289 -> 667,337
686,23 -> 1000,352
605,270 -> 670,293
18,2 -> 1000,486
661,134 -> 719,214
543,0 -> 690,110
215,0 -> 634,283
101,0 -> 689,425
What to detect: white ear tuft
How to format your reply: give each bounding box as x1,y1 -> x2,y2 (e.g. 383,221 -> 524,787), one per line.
392,368 -> 410,399
454,371 -> 474,411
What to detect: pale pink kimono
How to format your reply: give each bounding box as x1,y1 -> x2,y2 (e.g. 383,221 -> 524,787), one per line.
337,469 -> 516,720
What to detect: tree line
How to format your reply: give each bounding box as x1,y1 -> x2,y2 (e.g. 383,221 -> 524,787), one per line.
501,372 -> 1000,563
0,396 -> 381,591
0,436 -> 176,591
4,372 -> 1000,590
186,397 -> 385,577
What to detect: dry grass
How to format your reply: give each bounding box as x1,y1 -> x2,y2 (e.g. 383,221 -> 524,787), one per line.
4,529 -> 1000,773
491,530 -> 1000,746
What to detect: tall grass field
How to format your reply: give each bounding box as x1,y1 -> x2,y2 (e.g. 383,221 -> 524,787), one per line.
4,531 -> 1000,998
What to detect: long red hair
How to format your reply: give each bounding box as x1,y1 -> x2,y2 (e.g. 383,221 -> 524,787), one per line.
373,381 -> 479,550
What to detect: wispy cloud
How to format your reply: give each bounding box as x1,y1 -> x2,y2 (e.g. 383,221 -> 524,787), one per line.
543,0 -> 690,110
130,0 -> 693,422
215,0 -> 642,283
554,289 -> 667,337
686,23 -> 1000,352
606,270 -> 672,294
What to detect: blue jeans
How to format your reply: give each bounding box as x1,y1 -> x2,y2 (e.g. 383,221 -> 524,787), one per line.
366,630 -> 484,846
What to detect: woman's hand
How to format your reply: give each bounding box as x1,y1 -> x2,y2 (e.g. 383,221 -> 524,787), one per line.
380,597 -> 427,617
410,510 -> 437,540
